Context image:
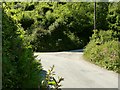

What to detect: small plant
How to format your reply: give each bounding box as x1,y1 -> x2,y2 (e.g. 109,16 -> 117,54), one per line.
41,65 -> 64,90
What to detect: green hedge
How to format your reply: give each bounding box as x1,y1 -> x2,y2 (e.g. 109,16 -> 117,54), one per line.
2,9 -> 42,88
84,30 -> 120,73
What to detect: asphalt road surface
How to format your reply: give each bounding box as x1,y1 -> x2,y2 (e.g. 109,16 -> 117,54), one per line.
34,50 -> 118,88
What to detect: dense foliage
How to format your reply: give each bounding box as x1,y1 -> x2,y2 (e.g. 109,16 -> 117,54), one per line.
3,3 -> 65,89
84,2 -> 120,73
4,2 -> 120,52
107,2 -> 120,40
3,2 -> 94,51
84,30 -> 120,73
2,7 -> 43,88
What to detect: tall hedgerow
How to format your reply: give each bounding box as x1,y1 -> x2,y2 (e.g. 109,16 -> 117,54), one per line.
2,8 -> 42,88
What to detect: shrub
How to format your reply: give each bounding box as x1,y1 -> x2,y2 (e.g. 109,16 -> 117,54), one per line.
3,2 -> 93,52
31,28 -> 82,52
2,9 -> 42,88
84,30 -> 120,73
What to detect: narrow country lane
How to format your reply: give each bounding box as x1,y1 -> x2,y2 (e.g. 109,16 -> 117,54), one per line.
34,50 -> 118,88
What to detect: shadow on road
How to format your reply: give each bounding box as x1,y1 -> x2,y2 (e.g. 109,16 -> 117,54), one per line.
37,49 -> 84,53
63,49 -> 84,53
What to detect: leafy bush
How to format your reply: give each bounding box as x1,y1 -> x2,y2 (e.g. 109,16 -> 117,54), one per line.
2,9 -> 42,88
31,27 -> 83,52
84,30 -> 120,73
41,65 -> 64,90
3,2 -> 93,52
107,2 -> 120,40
